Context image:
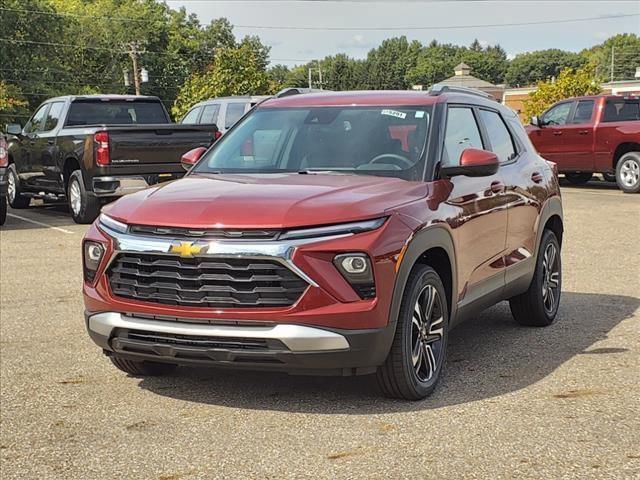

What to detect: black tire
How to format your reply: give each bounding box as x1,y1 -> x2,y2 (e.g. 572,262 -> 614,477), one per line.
109,355 -> 178,376
564,172 -> 593,185
377,265 -> 449,400
0,196 -> 6,225
67,170 -> 100,224
509,229 -> 561,327
7,164 -> 30,208
615,152 -> 640,194
602,172 -> 616,183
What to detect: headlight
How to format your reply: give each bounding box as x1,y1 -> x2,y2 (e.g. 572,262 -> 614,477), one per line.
98,213 -> 128,233
83,241 -> 105,283
279,218 -> 385,241
333,253 -> 376,299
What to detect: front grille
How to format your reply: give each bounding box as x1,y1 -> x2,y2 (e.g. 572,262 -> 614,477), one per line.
129,225 -> 279,240
107,253 -> 308,309
126,330 -> 274,351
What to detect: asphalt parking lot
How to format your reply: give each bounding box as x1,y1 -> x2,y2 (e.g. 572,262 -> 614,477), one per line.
1,180 -> 639,479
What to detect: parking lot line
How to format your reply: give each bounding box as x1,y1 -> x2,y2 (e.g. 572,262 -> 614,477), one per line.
7,213 -> 75,234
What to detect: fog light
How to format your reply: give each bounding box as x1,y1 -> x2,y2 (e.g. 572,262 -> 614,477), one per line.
83,241 -> 105,283
333,253 -> 376,299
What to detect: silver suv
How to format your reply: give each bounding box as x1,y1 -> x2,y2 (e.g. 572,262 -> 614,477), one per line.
180,96 -> 269,133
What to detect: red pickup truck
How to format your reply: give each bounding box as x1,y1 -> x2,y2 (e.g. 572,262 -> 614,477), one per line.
527,95 -> 640,193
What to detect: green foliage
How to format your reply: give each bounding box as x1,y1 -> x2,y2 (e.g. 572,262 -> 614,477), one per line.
504,49 -> 588,87
0,82 -> 29,124
171,45 -> 271,119
523,68 -> 601,118
362,37 -> 422,90
584,33 -> 640,82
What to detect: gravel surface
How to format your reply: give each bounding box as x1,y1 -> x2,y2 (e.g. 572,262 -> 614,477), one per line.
1,183 -> 639,479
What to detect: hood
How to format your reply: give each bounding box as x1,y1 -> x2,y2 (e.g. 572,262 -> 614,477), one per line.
104,173 -> 429,229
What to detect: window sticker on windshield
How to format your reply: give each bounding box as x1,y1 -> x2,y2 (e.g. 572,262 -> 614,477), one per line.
381,109 -> 406,119
415,111 -> 425,118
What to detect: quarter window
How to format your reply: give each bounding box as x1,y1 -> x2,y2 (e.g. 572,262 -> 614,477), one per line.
225,103 -> 247,129
571,100 -> 594,124
541,102 -> 572,126
200,104 -> 220,125
479,110 -> 516,163
442,107 -> 484,166
181,107 -> 201,124
43,102 -> 64,131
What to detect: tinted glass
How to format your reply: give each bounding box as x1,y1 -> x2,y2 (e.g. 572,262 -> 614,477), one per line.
603,99 -> 640,122
44,102 -> 64,131
571,100 -> 594,124
66,100 -> 168,126
479,109 -> 516,163
181,107 -> 201,124
200,104 -> 220,124
542,102 -> 572,126
25,104 -> 49,133
195,106 -> 432,180
225,103 -> 247,128
442,107 -> 484,166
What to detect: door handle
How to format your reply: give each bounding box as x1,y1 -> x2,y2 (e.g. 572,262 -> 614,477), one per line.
553,131 -> 563,136
490,181 -> 504,194
531,172 -> 544,184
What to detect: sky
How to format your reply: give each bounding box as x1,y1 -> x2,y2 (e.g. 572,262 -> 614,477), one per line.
167,0 -> 640,67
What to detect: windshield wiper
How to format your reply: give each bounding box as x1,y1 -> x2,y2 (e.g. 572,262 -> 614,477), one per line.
298,169 -> 353,175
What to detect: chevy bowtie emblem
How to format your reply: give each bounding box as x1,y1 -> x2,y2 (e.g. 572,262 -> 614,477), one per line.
169,241 -> 207,257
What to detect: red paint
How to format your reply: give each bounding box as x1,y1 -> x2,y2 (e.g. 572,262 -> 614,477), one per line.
180,147 -> 206,167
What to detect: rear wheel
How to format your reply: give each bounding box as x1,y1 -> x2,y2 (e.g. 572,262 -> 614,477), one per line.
67,170 -> 100,224
615,152 -> 640,193
564,172 -> 592,185
109,355 -> 178,376
7,164 -> 30,208
509,229 -> 561,327
377,265 -> 448,400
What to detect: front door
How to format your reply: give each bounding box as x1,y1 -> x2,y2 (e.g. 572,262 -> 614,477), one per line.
528,101 -> 574,168
33,101 -> 64,190
19,103 -> 50,187
558,99 -> 596,171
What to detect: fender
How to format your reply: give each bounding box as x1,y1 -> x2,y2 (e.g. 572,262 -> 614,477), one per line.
533,195 -> 563,258
387,225 -> 458,333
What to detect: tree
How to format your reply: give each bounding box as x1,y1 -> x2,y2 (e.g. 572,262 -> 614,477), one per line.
523,67 -> 601,118
584,34 -> 640,82
172,45 -> 271,119
504,49 -> 587,87
0,82 -> 29,123
267,64 -> 290,90
362,37 -> 422,90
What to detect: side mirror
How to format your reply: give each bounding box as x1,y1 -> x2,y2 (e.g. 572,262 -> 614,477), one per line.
531,116 -> 546,128
6,123 -> 22,135
181,147 -> 207,171
441,148 -> 499,178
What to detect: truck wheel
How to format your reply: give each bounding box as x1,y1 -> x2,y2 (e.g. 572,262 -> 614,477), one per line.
377,265 -> 448,400
615,152 -> 640,193
0,196 -> 6,225
7,164 -> 30,208
602,172 -> 616,183
509,229 -> 561,327
67,170 -> 100,224
564,172 -> 592,185
109,355 -> 178,376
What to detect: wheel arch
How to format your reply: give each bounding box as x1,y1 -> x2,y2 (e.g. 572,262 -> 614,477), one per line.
535,196 -> 564,259
62,156 -> 81,191
612,142 -> 640,169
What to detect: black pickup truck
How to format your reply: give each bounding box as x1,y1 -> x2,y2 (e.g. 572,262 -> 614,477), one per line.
5,95 -> 218,223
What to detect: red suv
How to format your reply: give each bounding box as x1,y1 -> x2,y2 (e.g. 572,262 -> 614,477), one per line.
83,87 -> 563,400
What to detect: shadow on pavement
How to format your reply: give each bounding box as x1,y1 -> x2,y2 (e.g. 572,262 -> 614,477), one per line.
559,177 -> 620,191
137,291 -> 639,412
1,202 -> 78,231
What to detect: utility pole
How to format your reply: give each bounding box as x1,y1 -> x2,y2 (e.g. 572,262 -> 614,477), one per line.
127,42 -> 142,95
318,63 -> 323,90
308,67 -> 313,89
610,45 -> 615,83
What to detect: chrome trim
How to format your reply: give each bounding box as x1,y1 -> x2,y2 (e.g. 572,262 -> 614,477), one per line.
279,217 -> 386,241
92,176 -> 150,197
99,223 -> 353,288
88,312 -> 350,352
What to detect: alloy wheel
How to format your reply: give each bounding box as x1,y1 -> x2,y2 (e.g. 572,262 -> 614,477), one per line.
541,242 -> 560,314
7,170 -> 16,203
411,284 -> 445,382
69,179 -> 82,215
619,158 -> 640,188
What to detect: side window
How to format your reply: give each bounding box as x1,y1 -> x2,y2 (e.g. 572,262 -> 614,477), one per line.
541,102 -> 573,126
442,107 -> 484,166
479,110 -> 516,163
24,104 -> 49,134
603,99 -> 640,122
225,103 -> 246,129
43,102 -> 64,131
200,104 -> 220,125
570,100 -> 594,124
181,107 -> 201,124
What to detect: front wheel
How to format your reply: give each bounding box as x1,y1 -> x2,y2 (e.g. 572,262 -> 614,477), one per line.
377,265 -> 448,400
67,170 -> 100,224
615,152 -> 640,193
7,164 -> 30,208
564,172 -> 592,185
509,229 -> 561,327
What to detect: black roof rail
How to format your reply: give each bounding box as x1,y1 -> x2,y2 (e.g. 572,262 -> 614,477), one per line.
428,84 -> 497,101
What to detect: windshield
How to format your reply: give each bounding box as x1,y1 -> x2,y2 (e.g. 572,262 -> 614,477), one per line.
193,105 -> 432,180
66,100 -> 169,126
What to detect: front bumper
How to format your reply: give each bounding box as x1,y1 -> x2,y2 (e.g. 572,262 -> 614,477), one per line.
86,311 -> 394,375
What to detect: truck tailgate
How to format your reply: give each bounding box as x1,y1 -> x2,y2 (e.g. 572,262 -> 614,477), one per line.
106,125 -> 217,165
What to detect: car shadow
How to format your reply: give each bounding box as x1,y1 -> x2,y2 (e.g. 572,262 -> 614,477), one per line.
559,177 -> 619,191
1,201 -> 78,231
136,292 -> 639,413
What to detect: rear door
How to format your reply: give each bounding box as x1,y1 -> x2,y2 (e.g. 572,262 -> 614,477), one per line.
528,101 -> 574,167
442,105 -> 508,307
558,99 -> 596,170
